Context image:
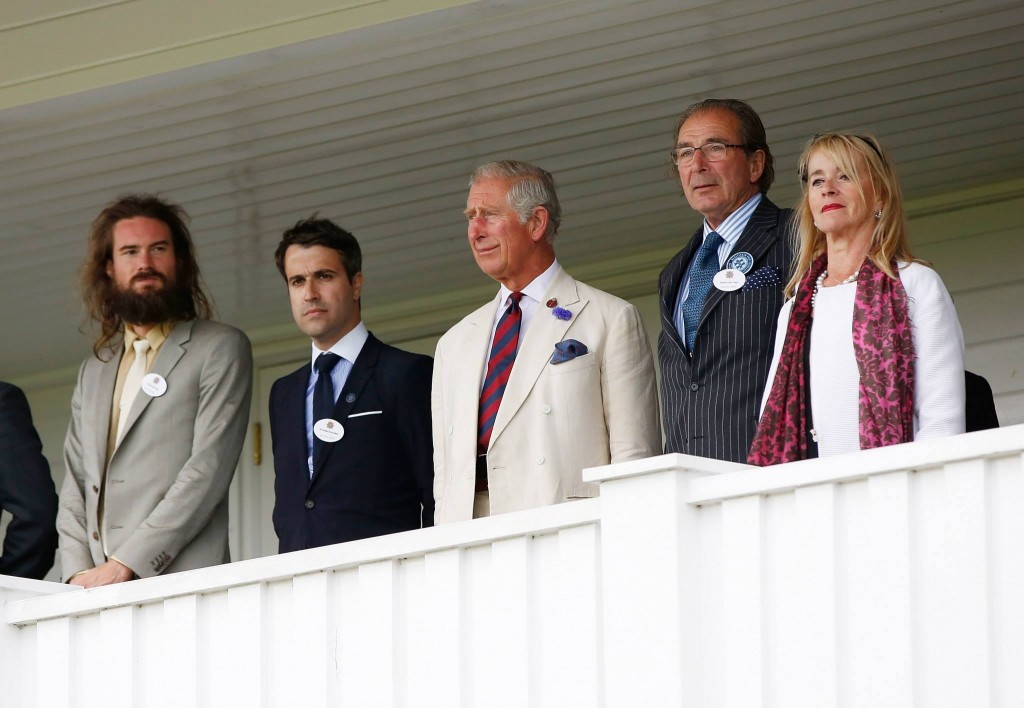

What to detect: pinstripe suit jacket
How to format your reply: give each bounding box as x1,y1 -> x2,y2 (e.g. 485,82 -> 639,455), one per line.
658,197 -> 793,462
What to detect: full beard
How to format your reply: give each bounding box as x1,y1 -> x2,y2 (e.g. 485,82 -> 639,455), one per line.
109,283 -> 194,326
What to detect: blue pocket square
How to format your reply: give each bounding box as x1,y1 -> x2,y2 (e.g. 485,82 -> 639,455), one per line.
550,339 -> 588,364
741,265 -> 782,290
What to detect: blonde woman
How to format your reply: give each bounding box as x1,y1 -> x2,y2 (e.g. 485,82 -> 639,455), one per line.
749,133 -> 964,464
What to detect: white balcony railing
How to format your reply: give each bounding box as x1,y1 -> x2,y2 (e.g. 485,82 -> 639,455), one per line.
3,425 -> 1022,707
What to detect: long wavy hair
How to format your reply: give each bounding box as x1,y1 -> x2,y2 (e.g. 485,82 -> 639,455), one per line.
787,132 -> 918,298
82,194 -> 212,357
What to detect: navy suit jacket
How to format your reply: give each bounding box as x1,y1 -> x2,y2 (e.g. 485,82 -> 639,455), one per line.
659,197 -> 793,463
269,333 -> 434,553
0,382 -> 58,579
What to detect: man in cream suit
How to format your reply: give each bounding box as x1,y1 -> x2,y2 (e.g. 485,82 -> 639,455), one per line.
432,161 -> 660,523
58,195 -> 252,587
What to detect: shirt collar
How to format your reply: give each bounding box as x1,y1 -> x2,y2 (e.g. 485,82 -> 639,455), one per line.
702,192 -> 762,249
498,259 -> 560,305
310,320 -> 369,369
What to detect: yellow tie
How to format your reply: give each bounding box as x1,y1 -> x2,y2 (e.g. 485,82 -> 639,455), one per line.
116,338 -> 151,444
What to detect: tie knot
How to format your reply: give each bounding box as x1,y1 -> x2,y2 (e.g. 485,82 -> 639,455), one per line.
315,352 -> 342,375
509,291 -> 524,304
133,338 -> 150,356
702,231 -> 724,252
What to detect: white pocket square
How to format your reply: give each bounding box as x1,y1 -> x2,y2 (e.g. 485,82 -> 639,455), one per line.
347,410 -> 383,418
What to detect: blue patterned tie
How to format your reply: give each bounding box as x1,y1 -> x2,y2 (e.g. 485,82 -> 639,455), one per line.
679,231 -> 724,352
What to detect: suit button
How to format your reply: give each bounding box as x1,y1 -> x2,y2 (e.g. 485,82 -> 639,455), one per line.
689,383 -> 699,392
92,531 -> 99,541
542,405 -> 551,414
304,500 -> 315,509
92,485 -> 99,493
537,456 -> 545,465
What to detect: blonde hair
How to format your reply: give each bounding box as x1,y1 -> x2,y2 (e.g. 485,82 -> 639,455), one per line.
786,133 -> 918,298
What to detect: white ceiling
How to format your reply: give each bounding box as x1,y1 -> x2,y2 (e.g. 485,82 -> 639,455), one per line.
2,0 -> 1022,381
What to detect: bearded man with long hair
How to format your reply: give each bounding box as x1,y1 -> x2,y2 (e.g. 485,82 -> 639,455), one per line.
57,194 -> 253,587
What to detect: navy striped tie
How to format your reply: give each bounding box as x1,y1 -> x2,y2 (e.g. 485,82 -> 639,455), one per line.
478,292 -> 524,454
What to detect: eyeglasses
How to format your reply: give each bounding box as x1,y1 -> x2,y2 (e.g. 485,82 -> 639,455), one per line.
670,142 -> 747,166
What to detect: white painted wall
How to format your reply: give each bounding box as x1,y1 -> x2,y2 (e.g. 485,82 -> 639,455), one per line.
4,426 -> 1021,707
910,191 -> 1024,425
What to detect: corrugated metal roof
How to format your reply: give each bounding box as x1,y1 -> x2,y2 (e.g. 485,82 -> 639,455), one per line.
1,0 -> 1022,380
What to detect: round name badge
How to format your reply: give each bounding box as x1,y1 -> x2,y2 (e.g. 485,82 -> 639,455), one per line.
726,251 -> 754,274
314,418 -> 344,443
713,268 -> 746,292
141,373 -> 167,397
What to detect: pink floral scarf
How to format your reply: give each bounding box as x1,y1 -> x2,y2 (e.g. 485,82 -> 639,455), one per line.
748,255 -> 915,466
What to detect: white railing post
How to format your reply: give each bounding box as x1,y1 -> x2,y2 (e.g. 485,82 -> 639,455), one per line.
586,454 -> 747,707
1,577 -> 76,708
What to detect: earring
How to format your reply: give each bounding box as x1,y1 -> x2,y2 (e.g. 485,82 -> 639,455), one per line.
874,209 -> 882,219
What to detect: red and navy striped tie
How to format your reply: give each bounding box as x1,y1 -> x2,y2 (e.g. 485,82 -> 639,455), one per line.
478,292 -> 524,454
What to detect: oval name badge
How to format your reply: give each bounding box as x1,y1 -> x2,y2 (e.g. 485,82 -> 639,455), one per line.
726,251 -> 754,273
713,268 -> 746,292
314,418 -> 344,443
141,373 -> 167,397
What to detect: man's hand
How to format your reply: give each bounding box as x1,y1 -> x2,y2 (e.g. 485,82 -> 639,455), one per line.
68,559 -> 134,588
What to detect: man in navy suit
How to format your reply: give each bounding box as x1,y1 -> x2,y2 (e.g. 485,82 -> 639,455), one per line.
0,382 -> 58,579
269,217 -> 433,552
659,99 -> 793,463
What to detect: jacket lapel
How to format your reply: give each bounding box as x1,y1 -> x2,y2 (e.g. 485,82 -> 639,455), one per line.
489,267 -> 582,448
92,350 -> 122,471
441,299 -> 496,463
279,363 -> 312,484
661,229 -> 702,354
116,320 -> 192,449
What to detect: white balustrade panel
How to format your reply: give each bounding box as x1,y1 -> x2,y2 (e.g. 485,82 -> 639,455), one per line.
3,500 -> 601,708
3,425 -> 1022,707
671,427 -> 1024,708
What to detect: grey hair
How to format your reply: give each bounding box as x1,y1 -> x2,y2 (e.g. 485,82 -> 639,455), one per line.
469,160 -> 562,242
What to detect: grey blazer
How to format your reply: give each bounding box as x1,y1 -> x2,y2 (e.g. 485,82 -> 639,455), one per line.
658,197 -> 793,463
57,319 -> 253,579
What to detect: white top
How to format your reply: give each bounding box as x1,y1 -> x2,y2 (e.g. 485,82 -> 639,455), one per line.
760,262 -> 966,456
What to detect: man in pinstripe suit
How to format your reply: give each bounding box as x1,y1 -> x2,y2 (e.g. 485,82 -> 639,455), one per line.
659,99 -> 793,463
